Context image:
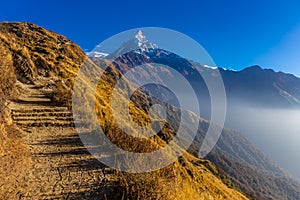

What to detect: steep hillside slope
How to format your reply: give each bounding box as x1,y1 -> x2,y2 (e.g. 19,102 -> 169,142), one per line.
0,22 -> 85,105
0,41 -> 31,199
0,22 -> 249,199
88,30 -> 300,199
0,22 -> 85,82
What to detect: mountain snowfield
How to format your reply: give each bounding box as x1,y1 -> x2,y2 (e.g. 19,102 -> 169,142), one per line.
86,51 -> 108,58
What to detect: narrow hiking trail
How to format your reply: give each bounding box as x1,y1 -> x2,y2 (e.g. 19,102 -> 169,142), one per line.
9,78 -> 116,199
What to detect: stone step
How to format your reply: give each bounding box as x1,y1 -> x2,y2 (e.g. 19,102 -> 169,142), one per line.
11,107 -> 69,113
28,94 -> 48,97
16,121 -> 76,127
12,112 -> 73,118
12,116 -> 74,122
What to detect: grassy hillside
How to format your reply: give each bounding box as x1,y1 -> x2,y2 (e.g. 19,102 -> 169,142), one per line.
0,36 -> 31,199
99,38 -> 300,199
0,22 -> 250,199
207,152 -> 300,200
0,22 -> 86,106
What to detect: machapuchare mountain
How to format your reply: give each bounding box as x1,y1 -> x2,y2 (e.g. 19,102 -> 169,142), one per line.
0,22 -> 300,199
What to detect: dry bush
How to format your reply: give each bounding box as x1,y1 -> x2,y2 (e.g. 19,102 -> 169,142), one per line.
49,79 -> 72,107
0,43 -> 16,117
115,166 -> 177,200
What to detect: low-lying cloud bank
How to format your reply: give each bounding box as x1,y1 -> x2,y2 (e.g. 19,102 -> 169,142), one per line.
225,104 -> 300,179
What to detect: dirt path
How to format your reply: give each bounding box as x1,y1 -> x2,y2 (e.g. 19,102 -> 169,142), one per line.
9,79 -> 116,199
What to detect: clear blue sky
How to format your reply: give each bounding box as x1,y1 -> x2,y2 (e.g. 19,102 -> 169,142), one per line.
1,0 -> 300,75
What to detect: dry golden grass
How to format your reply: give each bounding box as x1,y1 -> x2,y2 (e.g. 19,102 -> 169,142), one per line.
0,123 -> 31,199
0,35 -> 31,199
113,154 -> 248,200
71,59 -> 248,200
0,22 -> 249,199
0,39 -> 16,113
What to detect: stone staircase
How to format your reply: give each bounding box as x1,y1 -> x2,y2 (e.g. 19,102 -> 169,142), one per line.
9,80 -> 77,129
6,80 -> 117,199
11,107 -> 75,128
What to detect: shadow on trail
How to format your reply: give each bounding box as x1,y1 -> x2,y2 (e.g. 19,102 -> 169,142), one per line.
31,130 -> 124,200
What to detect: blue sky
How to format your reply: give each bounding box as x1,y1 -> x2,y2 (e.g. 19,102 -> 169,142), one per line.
1,0 -> 300,75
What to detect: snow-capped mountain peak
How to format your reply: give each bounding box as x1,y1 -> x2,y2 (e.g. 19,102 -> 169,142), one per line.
135,30 -> 147,45
110,30 -> 158,57
87,30 -> 159,59
133,30 -> 158,51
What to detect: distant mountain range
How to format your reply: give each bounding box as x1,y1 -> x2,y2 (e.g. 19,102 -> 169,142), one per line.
221,65 -> 300,108
88,30 -> 300,199
90,30 -> 300,110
